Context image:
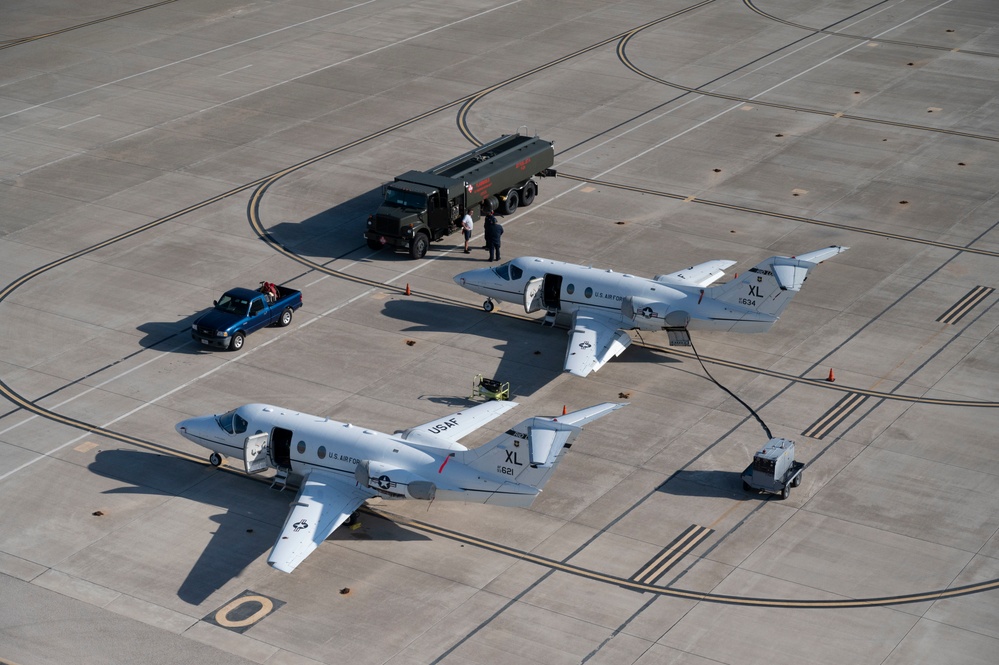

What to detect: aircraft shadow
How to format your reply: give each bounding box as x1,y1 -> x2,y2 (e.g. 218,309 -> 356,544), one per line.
89,449 -> 428,605
657,469 -> 748,499
382,299 -> 564,398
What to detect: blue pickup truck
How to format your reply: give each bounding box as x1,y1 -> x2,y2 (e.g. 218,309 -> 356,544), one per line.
191,283 -> 303,351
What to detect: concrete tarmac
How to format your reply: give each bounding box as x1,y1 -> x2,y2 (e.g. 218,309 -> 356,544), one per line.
1,0 -> 998,663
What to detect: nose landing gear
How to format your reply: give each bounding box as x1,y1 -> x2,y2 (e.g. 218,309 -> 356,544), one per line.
483,299 -> 495,312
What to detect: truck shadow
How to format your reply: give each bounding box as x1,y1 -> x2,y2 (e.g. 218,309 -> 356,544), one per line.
136,315 -> 203,353
89,449 -> 428,606
381,299 -> 564,398
656,469 -> 748,499
263,186 -> 382,261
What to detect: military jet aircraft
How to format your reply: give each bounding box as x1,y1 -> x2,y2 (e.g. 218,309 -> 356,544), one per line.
176,400 -> 625,572
454,246 -> 847,377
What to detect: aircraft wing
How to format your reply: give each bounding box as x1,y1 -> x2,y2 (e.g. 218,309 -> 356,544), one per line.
400,400 -> 520,449
268,469 -> 373,573
654,259 -> 736,287
564,308 -> 632,377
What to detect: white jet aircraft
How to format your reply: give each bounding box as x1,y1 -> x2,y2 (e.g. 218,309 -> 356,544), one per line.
176,400 -> 624,572
454,246 -> 847,377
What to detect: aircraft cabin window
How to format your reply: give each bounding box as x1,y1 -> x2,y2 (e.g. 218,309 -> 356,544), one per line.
567,284 -> 575,295
297,441 -> 306,454
492,264 -> 510,280
584,287 -> 593,298
317,446 -> 327,459
510,264 -> 523,280
216,410 -> 247,434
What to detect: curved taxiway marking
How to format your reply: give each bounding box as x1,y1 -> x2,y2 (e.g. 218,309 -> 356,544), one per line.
383,512 -> 999,608
743,0 -> 999,58
616,18 -> 999,144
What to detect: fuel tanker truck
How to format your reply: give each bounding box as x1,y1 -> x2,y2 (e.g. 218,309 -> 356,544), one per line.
365,133 -> 556,259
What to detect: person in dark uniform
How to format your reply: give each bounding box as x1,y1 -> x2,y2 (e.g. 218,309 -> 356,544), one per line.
483,213 -> 503,262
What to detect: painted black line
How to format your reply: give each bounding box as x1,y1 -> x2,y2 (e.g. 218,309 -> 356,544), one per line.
803,392 -> 869,439
937,286 -> 994,324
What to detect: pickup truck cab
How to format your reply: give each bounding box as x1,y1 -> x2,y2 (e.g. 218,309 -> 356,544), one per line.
192,283 -> 303,351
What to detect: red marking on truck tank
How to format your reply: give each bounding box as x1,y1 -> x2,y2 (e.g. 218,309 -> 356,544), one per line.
515,157 -> 532,171
473,178 -> 492,196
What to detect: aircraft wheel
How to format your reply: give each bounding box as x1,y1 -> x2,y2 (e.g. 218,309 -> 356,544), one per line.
520,181 -> 537,206
229,332 -> 245,351
483,299 -> 495,313
209,452 -> 223,467
278,308 -> 293,327
345,512 -> 359,526
501,190 -> 519,215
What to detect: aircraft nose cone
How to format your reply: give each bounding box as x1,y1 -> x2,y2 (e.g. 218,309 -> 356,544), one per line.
453,271 -> 468,286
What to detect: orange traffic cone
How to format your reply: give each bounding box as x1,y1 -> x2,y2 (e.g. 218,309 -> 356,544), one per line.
562,405 -> 567,415
405,283 -> 411,296
827,368 -> 835,382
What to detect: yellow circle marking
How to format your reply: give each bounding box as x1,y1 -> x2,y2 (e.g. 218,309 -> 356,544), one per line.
214,595 -> 274,628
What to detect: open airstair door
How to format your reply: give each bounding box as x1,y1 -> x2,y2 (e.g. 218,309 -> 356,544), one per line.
524,276 -> 544,313
244,432 -> 270,474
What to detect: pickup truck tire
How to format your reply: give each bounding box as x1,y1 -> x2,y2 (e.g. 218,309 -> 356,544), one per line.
501,189 -> 519,215
278,308 -> 293,327
410,233 -> 429,259
230,332 -> 245,351
520,181 -> 537,206
366,237 -> 383,251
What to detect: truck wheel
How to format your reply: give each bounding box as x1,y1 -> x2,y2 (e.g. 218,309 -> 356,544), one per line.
780,485 -> 790,500
520,181 -> 537,206
409,233 -> 429,259
230,332 -> 245,351
501,190 -> 519,215
791,472 -> 802,488
209,452 -> 223,467
366,237 -> 383,251
278,308 -> 293,327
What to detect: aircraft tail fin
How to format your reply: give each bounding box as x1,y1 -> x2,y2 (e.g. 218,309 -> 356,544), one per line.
461,403 -> 625,491
705,246 -> 847,322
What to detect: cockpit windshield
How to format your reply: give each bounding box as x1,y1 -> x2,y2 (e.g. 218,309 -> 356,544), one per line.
215,295 -> 250,315
384,188 -> 427,209
216,409 -> 248,435
490,262 -> 523,281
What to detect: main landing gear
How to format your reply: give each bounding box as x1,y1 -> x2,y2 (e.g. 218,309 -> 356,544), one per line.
483,299 -> 495,312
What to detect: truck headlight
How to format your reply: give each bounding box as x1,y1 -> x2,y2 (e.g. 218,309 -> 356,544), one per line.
217,331 -> 228,337
404,226 -> 414,237
366,218 -> 373,228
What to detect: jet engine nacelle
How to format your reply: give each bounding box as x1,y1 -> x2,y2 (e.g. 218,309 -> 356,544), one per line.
354,460 -> 437,500
622,296 -> 675,330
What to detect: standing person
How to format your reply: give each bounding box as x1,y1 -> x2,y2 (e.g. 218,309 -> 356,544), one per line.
461,208 -> 474,253
484,213 -> 503,262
